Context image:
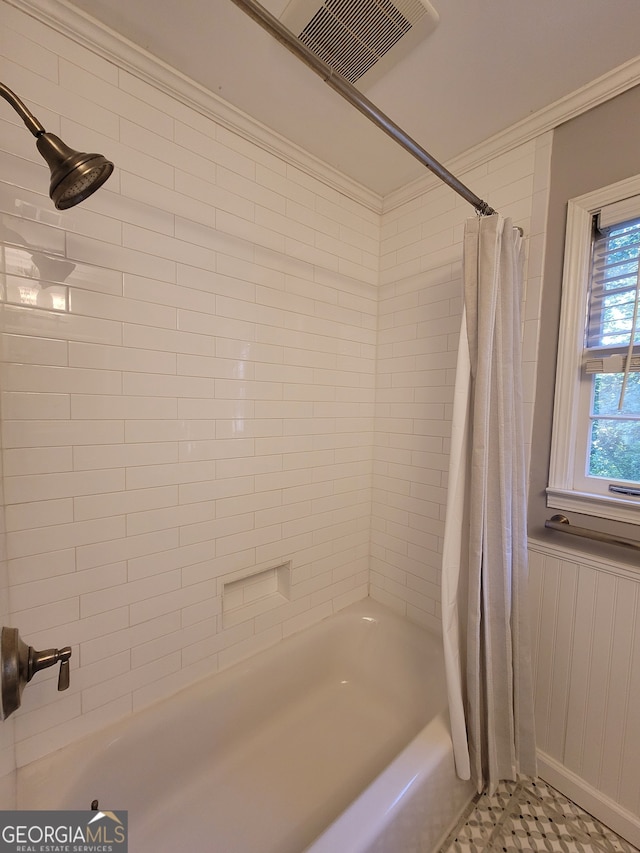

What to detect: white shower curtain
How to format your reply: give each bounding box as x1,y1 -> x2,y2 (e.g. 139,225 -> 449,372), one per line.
441,214 -> 537,793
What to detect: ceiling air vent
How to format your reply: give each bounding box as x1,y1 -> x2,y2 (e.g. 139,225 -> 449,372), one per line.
279,0 -> 439,88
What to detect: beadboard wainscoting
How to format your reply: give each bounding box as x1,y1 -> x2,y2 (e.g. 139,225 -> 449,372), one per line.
529,540 -> 640,848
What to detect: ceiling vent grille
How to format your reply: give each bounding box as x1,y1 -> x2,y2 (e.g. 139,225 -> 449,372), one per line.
280,0 -> 438,88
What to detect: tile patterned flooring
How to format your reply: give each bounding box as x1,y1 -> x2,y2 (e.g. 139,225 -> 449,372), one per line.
439,778 -> 639,853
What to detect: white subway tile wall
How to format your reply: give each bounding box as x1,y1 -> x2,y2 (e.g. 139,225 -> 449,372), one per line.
0,429 -> 15,784
371,138 -> 550,628
0,3 -> 376,766
0,1 -> 552,771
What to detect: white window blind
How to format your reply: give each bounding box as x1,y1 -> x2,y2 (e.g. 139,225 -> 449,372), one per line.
584,202 -> 640,397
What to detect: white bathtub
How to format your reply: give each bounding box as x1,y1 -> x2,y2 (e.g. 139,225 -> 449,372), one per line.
14,599 -> 474,852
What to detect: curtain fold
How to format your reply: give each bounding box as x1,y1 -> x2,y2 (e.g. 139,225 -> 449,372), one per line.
441,214 -> 537,793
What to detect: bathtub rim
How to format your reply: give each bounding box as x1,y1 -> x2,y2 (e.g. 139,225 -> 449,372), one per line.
305,709 -> 475,853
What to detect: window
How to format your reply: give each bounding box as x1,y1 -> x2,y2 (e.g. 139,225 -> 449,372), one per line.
548,175 -> 640,525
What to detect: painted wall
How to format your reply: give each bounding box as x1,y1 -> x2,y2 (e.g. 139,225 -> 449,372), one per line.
528,83 -> 640,553
0,0 -> 376,768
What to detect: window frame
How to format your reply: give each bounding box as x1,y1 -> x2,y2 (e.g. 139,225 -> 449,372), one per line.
547,174 -> 640,526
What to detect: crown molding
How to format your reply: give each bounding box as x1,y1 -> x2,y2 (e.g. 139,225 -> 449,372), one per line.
384,54 -> 640,213
6,0 -> 384,213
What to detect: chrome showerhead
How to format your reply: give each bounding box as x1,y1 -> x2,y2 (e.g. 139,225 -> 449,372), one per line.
36,133 -> 114,210
1,80 -> 114,210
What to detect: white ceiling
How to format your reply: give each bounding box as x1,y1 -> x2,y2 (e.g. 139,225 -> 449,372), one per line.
67,0 -> 640,197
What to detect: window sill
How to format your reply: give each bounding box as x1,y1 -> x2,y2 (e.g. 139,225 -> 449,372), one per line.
546,486 -> 640,526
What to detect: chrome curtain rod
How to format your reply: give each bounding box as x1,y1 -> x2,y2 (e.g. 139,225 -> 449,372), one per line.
545,514 -> 640,553
230,0 -> 496,215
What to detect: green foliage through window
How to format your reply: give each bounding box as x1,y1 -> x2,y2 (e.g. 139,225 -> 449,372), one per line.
589,373 -> 640,482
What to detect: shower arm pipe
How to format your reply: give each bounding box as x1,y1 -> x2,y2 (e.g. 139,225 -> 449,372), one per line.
0,82 -> 45,137
230,0 -> 496,215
